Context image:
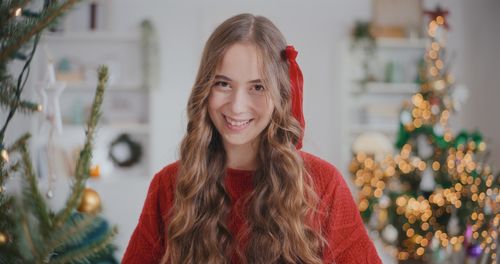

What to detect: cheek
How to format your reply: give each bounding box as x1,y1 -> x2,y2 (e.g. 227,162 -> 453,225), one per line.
208,93 -> 221,113
260,98 -> 274,121
207,94 -> 220,123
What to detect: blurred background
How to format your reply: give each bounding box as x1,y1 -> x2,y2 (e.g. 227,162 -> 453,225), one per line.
3,0 -> 499,262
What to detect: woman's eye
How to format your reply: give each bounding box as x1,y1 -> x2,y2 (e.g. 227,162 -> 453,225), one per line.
214,81 -> 229,88
253,84 -> 265,92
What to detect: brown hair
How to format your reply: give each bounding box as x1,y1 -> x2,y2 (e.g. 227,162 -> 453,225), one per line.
163,13 -> 325,264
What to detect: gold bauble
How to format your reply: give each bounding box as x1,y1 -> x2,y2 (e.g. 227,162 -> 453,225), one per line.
77,187 -> 101,214
0,232 -> 8,245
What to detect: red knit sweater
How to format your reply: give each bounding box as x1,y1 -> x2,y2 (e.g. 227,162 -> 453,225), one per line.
122,152 -> 381,263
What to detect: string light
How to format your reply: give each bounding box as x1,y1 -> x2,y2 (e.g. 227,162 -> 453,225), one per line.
349,10 -> 499,261
14,7 -> 22,17
1,149 -> 8,162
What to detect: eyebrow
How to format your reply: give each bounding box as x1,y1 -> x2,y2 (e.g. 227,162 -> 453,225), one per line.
214,74 -> 262,84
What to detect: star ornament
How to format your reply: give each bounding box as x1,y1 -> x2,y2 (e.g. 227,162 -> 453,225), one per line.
37,61 -> 66,134
424,5 -> 450,29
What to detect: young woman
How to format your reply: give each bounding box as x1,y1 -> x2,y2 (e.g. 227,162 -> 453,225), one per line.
123,13 -> 381,264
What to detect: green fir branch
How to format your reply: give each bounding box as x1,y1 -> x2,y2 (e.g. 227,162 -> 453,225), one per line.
53,66 -> 108,228
0,0 -> 80,63
0,79 -> 39,113
44,214 -> 99,256
51,226 -> 118,264
17,208 -> 42,262
18,134 -> 52,237
0,0 -> 31,28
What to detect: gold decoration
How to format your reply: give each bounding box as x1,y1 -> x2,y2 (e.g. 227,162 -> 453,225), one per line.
77,187 -> 101,214
0,232 -> 8,245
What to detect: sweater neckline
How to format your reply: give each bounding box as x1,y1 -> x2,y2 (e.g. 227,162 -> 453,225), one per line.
226,167 -> 255,175
226,167 -> 254,184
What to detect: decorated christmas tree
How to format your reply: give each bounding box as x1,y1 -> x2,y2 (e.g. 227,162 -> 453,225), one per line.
349,6 -> 499,264
1,1 -> 118,263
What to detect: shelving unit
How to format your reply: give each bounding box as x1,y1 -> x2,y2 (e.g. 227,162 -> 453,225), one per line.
340,37 -> 427,174
36,29 -> 151,175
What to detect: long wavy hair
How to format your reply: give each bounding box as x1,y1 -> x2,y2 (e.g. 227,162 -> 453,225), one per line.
162,13 -> 325,264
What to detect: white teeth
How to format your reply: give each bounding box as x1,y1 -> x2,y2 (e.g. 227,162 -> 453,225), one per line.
224,115 -> 250,127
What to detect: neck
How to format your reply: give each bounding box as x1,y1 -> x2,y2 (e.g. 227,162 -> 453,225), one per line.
224,140 -> 259,171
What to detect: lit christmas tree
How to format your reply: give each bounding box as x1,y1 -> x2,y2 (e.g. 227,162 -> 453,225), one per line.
0,1 -> 118,263
349,6 -> 499,264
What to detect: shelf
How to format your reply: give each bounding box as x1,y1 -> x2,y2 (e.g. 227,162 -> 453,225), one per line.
351,82 -> 419,95
375,37 -> 428,49
350,123 -> 399,134
63,123 -> 150,134
63,82 -> 146,91
43,31 -> 140,42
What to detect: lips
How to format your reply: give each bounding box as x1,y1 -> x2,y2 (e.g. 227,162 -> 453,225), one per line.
223,114 -> 253,131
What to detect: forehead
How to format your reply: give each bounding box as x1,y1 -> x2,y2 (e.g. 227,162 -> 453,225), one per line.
216,43 -> 262,81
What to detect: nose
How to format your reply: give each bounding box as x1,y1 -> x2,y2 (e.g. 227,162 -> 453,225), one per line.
228,87 -> 249,115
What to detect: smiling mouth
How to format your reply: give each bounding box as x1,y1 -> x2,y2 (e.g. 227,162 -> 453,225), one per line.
223,114 -> 254,129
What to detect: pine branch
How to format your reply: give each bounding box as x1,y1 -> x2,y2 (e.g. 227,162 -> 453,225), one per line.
44,214 -> 98,256
17,208 -> 43,262
18,133 -> 52,237
0,0 -> 31,27
50,225 -> 118,264
0,0 -> 80,63
53,66 -> 108,228
0,78 -> 39,113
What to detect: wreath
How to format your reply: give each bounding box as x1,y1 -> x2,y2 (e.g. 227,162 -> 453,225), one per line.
108,133 -> 142,167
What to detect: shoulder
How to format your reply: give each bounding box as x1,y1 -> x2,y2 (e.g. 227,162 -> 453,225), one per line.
149,160 -> 180,193
299,151 -> 349,197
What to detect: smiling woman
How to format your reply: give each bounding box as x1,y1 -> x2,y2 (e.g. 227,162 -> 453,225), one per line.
208,43 -> 274,170
122,13 -> 381,264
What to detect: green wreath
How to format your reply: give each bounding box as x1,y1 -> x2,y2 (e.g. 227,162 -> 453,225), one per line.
108,133 -> 142,167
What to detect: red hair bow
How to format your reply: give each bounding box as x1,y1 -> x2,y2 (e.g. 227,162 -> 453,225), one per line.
285,45 -> 305,150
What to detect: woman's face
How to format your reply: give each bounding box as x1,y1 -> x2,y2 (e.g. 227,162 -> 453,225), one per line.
208,42 -> 274,151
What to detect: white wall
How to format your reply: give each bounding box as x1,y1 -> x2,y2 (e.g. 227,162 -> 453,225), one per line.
459,0 -> 500,171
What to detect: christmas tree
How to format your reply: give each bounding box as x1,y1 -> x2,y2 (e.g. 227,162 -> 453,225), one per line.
349,6 -> 499,264
1,1 -> 118,263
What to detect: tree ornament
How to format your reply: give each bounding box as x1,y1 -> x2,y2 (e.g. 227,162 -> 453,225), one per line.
382,224 -> 398,244
464,225 -> 473,245
379,195 -> 391,209
419,167 -> 436,192
400,110 -> 412,126
433,123 -> 445,137
451,85 -> 468,112
416,135 -> 433,159
37,58 -> 66,135
424,5 -> 450,29
77,187 -> 101,214
447,214 -> 460,236
466,244 -> 482,258
352,132 -> 392,162
90,165 -> 100,178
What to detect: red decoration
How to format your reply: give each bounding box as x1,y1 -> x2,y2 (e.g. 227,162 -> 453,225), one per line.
424,5 -> 450,29
285,45 -> 305,150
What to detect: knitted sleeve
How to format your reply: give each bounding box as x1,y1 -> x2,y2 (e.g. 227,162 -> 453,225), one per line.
303,153 -> 381,264
122,170 -> 168,264
323,178 -> 381,264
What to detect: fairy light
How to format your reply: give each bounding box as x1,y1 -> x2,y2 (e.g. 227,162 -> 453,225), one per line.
14,7 -> 22,17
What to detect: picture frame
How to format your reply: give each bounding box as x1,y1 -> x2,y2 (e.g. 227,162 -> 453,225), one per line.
372,0 -> 423,38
